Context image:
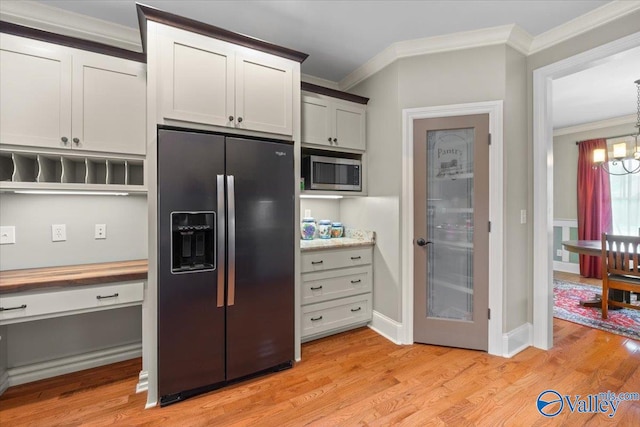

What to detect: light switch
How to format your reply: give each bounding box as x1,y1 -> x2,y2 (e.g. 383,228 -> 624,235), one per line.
0,226 -> 15,244
520,209 -> 527,224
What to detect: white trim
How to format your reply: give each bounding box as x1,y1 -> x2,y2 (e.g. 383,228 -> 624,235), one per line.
369,311 -> 403,345
533,31 -> 640,351
6,342 -> 141,388
553,218 -> 578,228
553,260 -> 581,275
341,25 -> 530,90
502,323 -> 533,358
136,369 -> 149,394
401,101 -> 504,356
0,0 -> 142,52
553,114 -> 637,137
0,370 -> 8,396
529,1 -> 640,54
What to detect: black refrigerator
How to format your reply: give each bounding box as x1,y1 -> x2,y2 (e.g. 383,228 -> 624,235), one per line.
157,128 -> 294,406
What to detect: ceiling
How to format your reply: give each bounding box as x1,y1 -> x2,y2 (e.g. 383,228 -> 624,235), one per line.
552,46 -> 640,129
25,0 -> 639,129
32,0 -> 610,81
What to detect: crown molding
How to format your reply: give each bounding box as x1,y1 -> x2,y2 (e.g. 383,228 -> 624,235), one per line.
340,1 -> 640,90
0,0 -> 142,52
340,24 -> 532,90
301,74 -> 340,90
553,114 -> 637,137
529,0 -> 640,54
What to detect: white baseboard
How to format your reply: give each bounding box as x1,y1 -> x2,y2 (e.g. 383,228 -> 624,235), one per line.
553,260 -> 580,274
502,323 -> 533,358
136,369 -> 148,394
369,311 -> 404,345
7,342 -> 142,388
0,370 -> 9,395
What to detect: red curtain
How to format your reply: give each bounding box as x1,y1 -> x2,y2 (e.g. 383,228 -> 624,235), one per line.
577,139 -> 612,278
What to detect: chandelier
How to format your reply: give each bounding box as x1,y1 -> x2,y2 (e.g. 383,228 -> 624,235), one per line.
592,79 -> 640,175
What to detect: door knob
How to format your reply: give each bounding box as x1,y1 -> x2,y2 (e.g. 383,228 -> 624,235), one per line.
416,238 -> 432,247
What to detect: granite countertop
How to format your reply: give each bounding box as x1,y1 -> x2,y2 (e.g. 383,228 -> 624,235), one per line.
0,260 -> 148,294
300,229 -> 376,252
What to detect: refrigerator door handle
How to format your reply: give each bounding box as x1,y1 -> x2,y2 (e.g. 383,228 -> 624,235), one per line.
227,175 -> 236,306
216,174 -> 225,308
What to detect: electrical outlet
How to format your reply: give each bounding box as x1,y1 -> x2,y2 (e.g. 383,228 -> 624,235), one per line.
556,249 -> 563,257
51,224 -> 66,242
0,226 -> 15,244
520,209 -> 527,224
95,224 -> 107,239
304,209 -> 311,218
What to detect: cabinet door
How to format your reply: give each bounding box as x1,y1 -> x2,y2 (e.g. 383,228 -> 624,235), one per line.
72,52 -> 146,155
235,53 -> 293,136
333,101 -> 366,151
301,95 -> 332,147
0,34 -> 72,149
160,31 -> 235,128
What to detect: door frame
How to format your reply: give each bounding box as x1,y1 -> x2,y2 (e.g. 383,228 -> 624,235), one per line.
401,100 -> 504,356
532,31 -> 640,350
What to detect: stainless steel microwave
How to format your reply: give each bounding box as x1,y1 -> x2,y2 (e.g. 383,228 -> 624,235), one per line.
302,155 -> 361,191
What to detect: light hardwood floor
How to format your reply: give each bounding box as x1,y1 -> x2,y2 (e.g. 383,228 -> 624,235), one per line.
1,320 -> 639,426
554,270 -> 602,287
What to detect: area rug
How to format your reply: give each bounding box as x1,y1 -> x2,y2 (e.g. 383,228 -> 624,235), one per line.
553,279 -> 640,341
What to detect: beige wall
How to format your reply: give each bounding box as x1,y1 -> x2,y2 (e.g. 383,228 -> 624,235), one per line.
342,61 -> 402,320
346,45 -> 533,331
503,47 -> 529,331
0,194 -> 147,270
553,121 -> 638,220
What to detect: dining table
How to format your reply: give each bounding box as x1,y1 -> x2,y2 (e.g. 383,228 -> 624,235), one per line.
561,240 -> 629,307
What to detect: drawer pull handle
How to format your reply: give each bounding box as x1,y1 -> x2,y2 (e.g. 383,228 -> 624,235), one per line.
0,304 -> 27,312
350,256 -> 362,260
351,307 -> 362,312
96,293 -> 119,300
311,260 -> 324,265
310,285 -> 323,290
350,279 -> 362,284
311,316 -> 323,321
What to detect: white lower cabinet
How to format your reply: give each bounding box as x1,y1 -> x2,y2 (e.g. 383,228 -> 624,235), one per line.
0,281 -> 144,325
301,246 -> 373,342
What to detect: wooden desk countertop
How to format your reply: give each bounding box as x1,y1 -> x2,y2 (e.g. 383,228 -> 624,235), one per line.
0,260 -> 148,294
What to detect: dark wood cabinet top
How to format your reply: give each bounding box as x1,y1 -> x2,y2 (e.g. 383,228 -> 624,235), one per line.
0,260 -> 148,294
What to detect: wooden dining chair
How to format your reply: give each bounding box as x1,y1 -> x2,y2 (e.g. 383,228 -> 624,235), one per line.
601,233 -> 640,319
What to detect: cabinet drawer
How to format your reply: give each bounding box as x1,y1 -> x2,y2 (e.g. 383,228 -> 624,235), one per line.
301,293 -> 371,338
301,247 -> 372,273
0,281 -> 144,325
302,265 -> 372,305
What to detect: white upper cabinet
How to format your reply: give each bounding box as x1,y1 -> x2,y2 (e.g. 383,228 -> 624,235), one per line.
1,35 -> 72,150
0,34 -> 146,155
161,34 -> 235,128
72,51 -> 146,155
301,92 -> 366,151
158,25 -> 294,136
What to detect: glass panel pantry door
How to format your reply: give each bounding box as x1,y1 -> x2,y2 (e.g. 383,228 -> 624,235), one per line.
413,114 -> 489,351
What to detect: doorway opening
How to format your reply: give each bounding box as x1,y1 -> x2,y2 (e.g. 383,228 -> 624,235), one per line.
532,31 -> 640,350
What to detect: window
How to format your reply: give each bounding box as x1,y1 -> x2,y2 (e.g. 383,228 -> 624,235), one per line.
609,158 -> 640,236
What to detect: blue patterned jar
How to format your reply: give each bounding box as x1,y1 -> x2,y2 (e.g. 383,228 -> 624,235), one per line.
300,217 -> 317,240
317,220 -> 332,239
330,222 -> 344,238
